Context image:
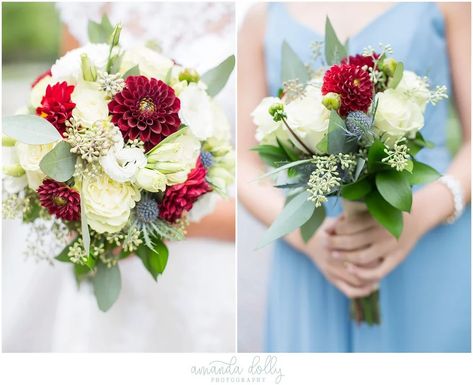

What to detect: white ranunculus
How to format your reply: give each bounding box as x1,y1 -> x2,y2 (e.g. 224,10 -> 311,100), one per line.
51,44 -> 109,84
396,70 -> 431,112
251,97 -> 284,145
285,88 -> 330,153
178,83 -> 214,140
120,46 -> 173,80
374,88 -> 425,138
71,81 -> 109,126
187,192 -> 220,223
81,171 -> 140,234
99,134 -> 147,183
15,142 -> 57,190
146,128 -> 201,185
30,75 -> 52,109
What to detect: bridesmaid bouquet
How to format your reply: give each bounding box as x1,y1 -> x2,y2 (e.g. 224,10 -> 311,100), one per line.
252,18 -> 447,325
2,17 -> 234,311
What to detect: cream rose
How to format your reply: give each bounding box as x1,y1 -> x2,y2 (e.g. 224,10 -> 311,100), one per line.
81,172 -> 140,234
120,46 -> 173,81
396,71 -> 430,111
285,87 -> 330,153
251,97 -> 284,145
71,81 -> 109,126
15,142 -> 57,189
374,88 -> 424,138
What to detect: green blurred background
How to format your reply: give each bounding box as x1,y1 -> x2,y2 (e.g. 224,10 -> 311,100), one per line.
1,2 -> 463,154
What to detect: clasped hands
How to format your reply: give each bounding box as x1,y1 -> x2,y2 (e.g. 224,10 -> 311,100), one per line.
305,210 -> 422,298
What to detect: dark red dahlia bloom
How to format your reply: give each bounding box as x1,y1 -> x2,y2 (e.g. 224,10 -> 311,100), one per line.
159,158 -> 211,223
108,76 -> 181,151
36,81 -> 76,136
322,64 -> 373,116
31,69 -> 52,88
341,53 -> 379,69
37,179 -> 81,221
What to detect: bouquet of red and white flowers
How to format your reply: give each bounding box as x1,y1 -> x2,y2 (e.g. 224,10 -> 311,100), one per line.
2,17 -> 234,311
252,18 -> 447,324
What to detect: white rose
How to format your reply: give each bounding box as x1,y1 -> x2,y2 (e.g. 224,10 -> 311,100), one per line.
146,128 -> 201,185
396,70 -> 430,112
81,172 -> 140,234
178,83 -> 214,140
187,192 -> 220,223
120,46 -> 173,80
71,81 -> 109,126
30,75 -> 52,109
15,142 -> 57,189
251,97 -> 284,145
285,88 -> 330,153
374,88 -> 425,138
51,44 -> 109,84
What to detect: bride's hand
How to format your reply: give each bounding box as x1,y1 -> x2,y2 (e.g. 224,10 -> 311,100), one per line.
326,210 -> 423,284
290,218 -> 380,298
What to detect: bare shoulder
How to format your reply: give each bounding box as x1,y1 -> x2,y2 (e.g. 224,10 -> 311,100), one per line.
239,3 -> 267,37
437,2 -> 470,23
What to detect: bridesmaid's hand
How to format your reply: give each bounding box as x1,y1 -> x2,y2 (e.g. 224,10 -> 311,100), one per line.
293,218 -> 380,298
326,211 -> 424,284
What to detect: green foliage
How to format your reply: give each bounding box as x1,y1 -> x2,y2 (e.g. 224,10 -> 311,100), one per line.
406,160 -> 441,185
281,41 -> 309,84
375,171 -> 412,212
93,262 -> 122,312
80,192 -> 91,255
2,2 -> 60,63
387,62 -> 404,89
39,141 -> 77,182
254,159 -> 313,181
324,17 -> 348,65
341,177 -> 372,200
201,55 -> 235,97
2,115 -> 62,144
325,110 -> 357,154
123,64 -> 140,79
88,15 -> 114,44
365,189 -> 403,239
136,238 -> 169,280
367,140 -> 389,171
252,144 -> 289,167
55,238 -> 78,262
258,191 -> 316,248
300,205 -> 326,243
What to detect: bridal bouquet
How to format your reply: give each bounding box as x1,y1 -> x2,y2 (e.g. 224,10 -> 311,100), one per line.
252,18 -> 447,324
2,17 -> 234,311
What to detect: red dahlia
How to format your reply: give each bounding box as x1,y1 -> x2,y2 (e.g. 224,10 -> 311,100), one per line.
108,76 -> 181,151
37,179 -> 81,221
159,158 -> 211,223
341,53 -> 379,69
322,64 -> 373,116
36,81 -> 76,136
31,69 -> 52,88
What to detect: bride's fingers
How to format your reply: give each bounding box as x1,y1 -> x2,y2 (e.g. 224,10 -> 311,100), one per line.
331,278 -> 378,299
324,226 -> 380,251
335,213 -> 378,235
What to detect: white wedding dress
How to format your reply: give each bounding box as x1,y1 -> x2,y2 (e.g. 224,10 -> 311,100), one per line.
2,2 -> 235,352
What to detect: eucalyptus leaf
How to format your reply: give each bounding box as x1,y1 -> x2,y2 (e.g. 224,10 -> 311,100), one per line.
93,262 -> 122,312
365,189 -> 403,239
325,17 -> 348,65
354,158 -> 366,180
88,15 -> 114,44
375,171 -> 412,212
39,141 -> 76,182
123,64 -> 140,79
201,55 -> 235,97
80,193 -> 90,255
327,110 -> 357,154
257,191 -> 316,249
3,115 -> 62,144
388,62 -> 404,89
281,41 -> 309,84
253,159 -> 313,181
300,205 -> 326,243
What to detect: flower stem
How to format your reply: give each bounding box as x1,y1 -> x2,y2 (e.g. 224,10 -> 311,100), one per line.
281,117 -> 315,156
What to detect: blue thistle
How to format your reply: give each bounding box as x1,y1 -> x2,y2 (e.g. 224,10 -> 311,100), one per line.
200,151 -> 214,169
345,111 -> 375,145
136,197 -> 159,223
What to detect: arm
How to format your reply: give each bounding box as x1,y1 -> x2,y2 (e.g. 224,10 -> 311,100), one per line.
238,6 -> 376,297
328,2 -> 471,281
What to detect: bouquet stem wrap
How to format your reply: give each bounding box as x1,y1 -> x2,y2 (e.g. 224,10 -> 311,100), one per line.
342,200 -> 381,325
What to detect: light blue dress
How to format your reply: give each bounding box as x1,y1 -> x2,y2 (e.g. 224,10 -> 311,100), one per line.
264,2 -> 471,352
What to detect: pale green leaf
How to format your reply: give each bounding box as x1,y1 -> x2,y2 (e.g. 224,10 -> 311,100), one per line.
39,141 -> 76,182
388,62 -> 404,89
281,41 -> 309,84
300,205 -> 326,243
325,17 -> 348,65
123,64 -> 140,79
2,115 -> 62,144
201,55 -> 235,97
93,262 -> 121,312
